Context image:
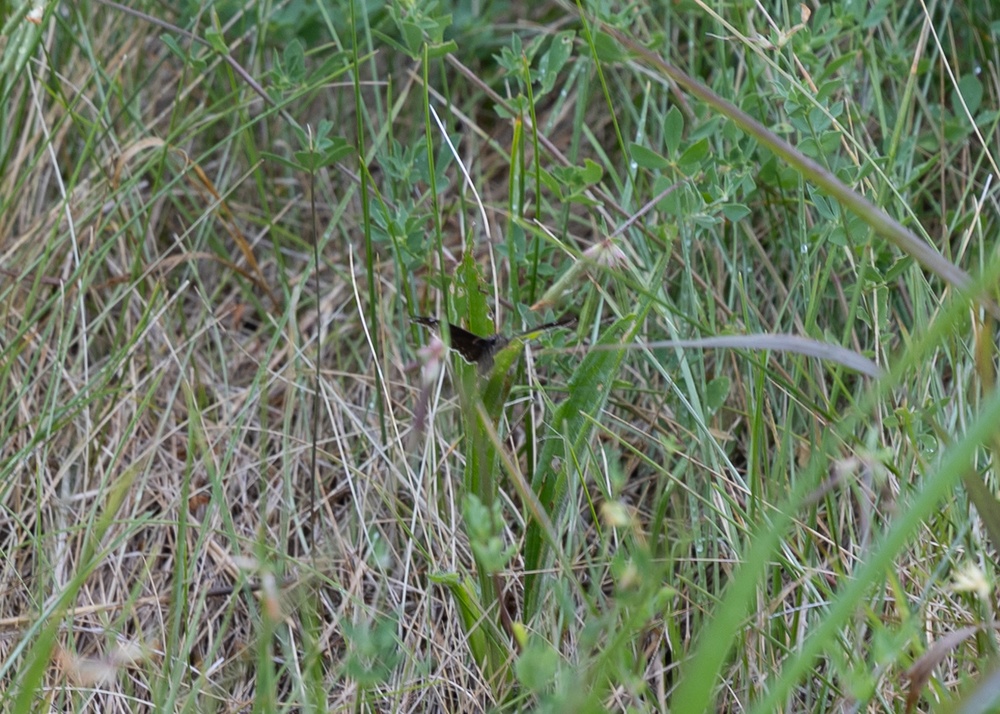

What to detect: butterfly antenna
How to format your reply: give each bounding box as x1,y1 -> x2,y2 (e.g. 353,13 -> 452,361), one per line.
515,316 -> 576,338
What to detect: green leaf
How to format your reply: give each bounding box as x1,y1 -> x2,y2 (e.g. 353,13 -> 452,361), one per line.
281,39 -> 306,83
810,191 -> 838,221
426,39 -> 459,58
494,35 -> 522,73
399,19 -> 424,56
341,616 -> 401,686
205,27 -> 228,54
704,376 -> 731,413
664,106 -> 684,155
630,143 -> 671,170
515,638 -> 561,692
464,495 -> 517,573
293,134 -> 353,170
592,31 -> 628,63
456,250 -> 492,336
261,151 -> 301,171
720,203 -> 750,222
162,34 -> 207,72
953,73 -> 983,117
678,138 -> 710,173
653,176 -> 685,215
370,28 -> 416,59
161,34 -> 185,60
550,159 -> 604,197
579,158 -> 603,184
537,31 -> 575,95
493,94 -> 530,120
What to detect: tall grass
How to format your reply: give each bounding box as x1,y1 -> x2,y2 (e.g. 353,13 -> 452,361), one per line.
2,0 -> 1000,711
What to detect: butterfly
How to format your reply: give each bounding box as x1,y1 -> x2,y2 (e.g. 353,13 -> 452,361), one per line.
412,316 -> 573,372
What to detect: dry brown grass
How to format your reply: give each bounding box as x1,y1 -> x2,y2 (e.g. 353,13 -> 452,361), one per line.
0,5 -> 578,710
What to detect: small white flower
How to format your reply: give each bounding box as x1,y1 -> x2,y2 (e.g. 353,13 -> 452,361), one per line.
952,562 -> 992,600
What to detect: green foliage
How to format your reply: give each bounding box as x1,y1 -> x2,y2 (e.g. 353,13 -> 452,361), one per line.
464,495 -> 517,573
7,0 -> 1000,712
523,310 -> 647,616
377,0 -> 457,59
341,616 -> 402,687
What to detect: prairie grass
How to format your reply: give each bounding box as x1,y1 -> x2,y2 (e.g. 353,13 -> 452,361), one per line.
2,1 -> 1000,712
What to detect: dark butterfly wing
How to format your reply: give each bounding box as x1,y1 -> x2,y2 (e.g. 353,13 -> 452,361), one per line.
412,316 -> 506,371
445,325 -> 502,365
413,315 -> 571,372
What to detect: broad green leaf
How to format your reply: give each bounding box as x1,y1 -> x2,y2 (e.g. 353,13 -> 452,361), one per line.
630,143 -> 671,170
678,138 -> 710,173
953,73 -> 983,117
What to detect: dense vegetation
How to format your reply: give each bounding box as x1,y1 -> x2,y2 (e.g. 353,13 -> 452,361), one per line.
2,1 -> 1000,711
